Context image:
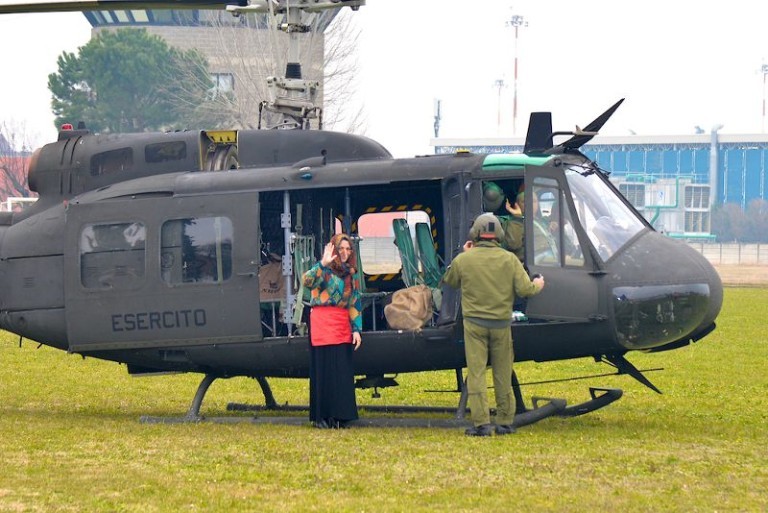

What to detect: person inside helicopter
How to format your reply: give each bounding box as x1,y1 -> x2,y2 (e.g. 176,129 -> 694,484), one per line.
484,182 -> 556,265
482,182 -> 525,262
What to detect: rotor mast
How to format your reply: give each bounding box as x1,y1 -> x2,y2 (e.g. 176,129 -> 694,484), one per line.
227,0 -> 365,129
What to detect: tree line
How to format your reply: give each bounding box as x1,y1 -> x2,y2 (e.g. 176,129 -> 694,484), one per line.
711,200 -> 768,243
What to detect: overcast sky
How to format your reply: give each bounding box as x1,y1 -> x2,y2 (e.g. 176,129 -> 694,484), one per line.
2,0 -> 768,157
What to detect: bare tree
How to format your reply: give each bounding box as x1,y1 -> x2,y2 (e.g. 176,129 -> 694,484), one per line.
321,9 -> 367,133
201,7 -> 366,132
0,121 -> 38,204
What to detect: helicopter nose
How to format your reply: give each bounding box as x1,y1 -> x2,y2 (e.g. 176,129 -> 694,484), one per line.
609,232 -> 723,351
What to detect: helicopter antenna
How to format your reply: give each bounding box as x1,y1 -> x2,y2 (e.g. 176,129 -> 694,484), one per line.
227,0 -> 365,129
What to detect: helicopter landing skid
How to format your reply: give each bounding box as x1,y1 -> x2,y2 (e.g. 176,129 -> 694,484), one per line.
139,373 -> 282,424
140,376 -> 619,426
531,387 -> 623,418
512,397 -> 567,427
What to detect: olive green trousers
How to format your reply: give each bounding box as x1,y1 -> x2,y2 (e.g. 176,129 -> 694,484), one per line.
463,321 -> 515,427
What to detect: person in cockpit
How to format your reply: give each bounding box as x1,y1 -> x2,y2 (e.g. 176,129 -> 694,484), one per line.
482,182 -> 524,262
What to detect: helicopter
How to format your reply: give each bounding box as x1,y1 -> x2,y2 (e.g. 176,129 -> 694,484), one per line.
0,0 -> 723,426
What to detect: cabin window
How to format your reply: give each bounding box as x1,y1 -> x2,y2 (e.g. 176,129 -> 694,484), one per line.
357,211 -> 430,275
90,148 -> 133,176
160,216 -> 233,284
80,222 -> 146,289
145,141 -> 187,163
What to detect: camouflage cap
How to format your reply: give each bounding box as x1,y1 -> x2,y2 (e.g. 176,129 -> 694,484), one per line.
469,213 -> 504,241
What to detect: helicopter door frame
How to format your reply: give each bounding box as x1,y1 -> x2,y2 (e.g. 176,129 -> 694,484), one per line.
441,172 -> 479,261
436,172 -> 480,325
523,166 -> 603,323
65,191 -> 262,352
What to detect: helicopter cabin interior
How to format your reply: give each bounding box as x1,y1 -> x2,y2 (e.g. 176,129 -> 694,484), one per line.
254,175 -> 536,339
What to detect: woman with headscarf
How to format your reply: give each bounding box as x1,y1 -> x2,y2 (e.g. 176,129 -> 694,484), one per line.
302,233 -> 362,429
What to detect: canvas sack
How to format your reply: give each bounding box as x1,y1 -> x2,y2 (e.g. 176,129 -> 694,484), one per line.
384,284 -> 433,330
259,262 -> 284,301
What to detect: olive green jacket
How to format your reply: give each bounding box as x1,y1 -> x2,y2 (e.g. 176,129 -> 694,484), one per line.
442,240 -> 540,321
500,215 -> 525,261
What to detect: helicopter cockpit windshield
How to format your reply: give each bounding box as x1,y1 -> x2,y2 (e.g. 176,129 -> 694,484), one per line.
565,168 -> 646,261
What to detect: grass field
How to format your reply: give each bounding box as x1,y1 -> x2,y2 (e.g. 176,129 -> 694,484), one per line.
1,288 -> 766,512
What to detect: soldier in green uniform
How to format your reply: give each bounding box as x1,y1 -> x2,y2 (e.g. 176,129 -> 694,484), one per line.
442,213 -> 545,436
501,190 -> 525,261
483,183 -> 525,261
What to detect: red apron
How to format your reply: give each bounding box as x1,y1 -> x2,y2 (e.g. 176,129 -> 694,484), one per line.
310,305 -> 352,347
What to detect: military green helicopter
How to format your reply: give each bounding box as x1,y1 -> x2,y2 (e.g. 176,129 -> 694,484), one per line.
0,0 -> 723,426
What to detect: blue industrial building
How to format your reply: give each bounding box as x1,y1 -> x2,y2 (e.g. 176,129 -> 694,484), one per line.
433,133 -> 768,239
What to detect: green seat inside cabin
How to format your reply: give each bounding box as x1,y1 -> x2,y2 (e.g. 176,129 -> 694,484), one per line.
392,218 -> 444,288
391,219 -> 444,315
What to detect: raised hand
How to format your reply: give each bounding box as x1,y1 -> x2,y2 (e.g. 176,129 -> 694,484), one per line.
506,199 -> 522,217
320,242 -> 337,267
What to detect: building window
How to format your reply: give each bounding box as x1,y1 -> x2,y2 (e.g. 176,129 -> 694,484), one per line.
684,185 -> 711,233
161,217 -> 233,284
619,183 -> 646,210
685,185 -> 710,209
685,211 -> 710,233
80,222 -> 146,289
210,73 -> 234,99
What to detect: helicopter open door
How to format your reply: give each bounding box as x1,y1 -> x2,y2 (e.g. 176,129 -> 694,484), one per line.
64,191 -> 262,352
522,167 -> 604,329
437,172 -> 481,325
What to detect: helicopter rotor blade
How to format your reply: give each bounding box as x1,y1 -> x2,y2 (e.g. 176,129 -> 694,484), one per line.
0,0 -> 364,15
544,98 -> 625,154
0,0 -> 247,15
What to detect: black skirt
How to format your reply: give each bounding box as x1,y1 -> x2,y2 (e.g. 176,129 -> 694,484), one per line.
309,343 -> 358,423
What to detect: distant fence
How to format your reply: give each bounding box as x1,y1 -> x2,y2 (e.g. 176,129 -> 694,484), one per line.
687,243 -> 768,265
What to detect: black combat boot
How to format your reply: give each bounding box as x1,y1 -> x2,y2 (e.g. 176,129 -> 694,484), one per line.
495,424 -> 517,435
464,424 -> 493,437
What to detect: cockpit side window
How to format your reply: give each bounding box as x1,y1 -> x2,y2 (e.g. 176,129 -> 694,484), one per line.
529,180 -> 586,267
530,178 -> 562,267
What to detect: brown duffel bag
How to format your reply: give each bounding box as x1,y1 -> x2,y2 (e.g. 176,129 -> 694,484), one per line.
384,284 -> 433,330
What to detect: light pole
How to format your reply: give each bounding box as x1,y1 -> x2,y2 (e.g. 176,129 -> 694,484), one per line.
493,79 -> 506,134
762,64 -> 768,132
506,12 -> 527,135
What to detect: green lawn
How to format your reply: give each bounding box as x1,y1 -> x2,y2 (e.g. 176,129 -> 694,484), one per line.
1,288 -> 766,512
